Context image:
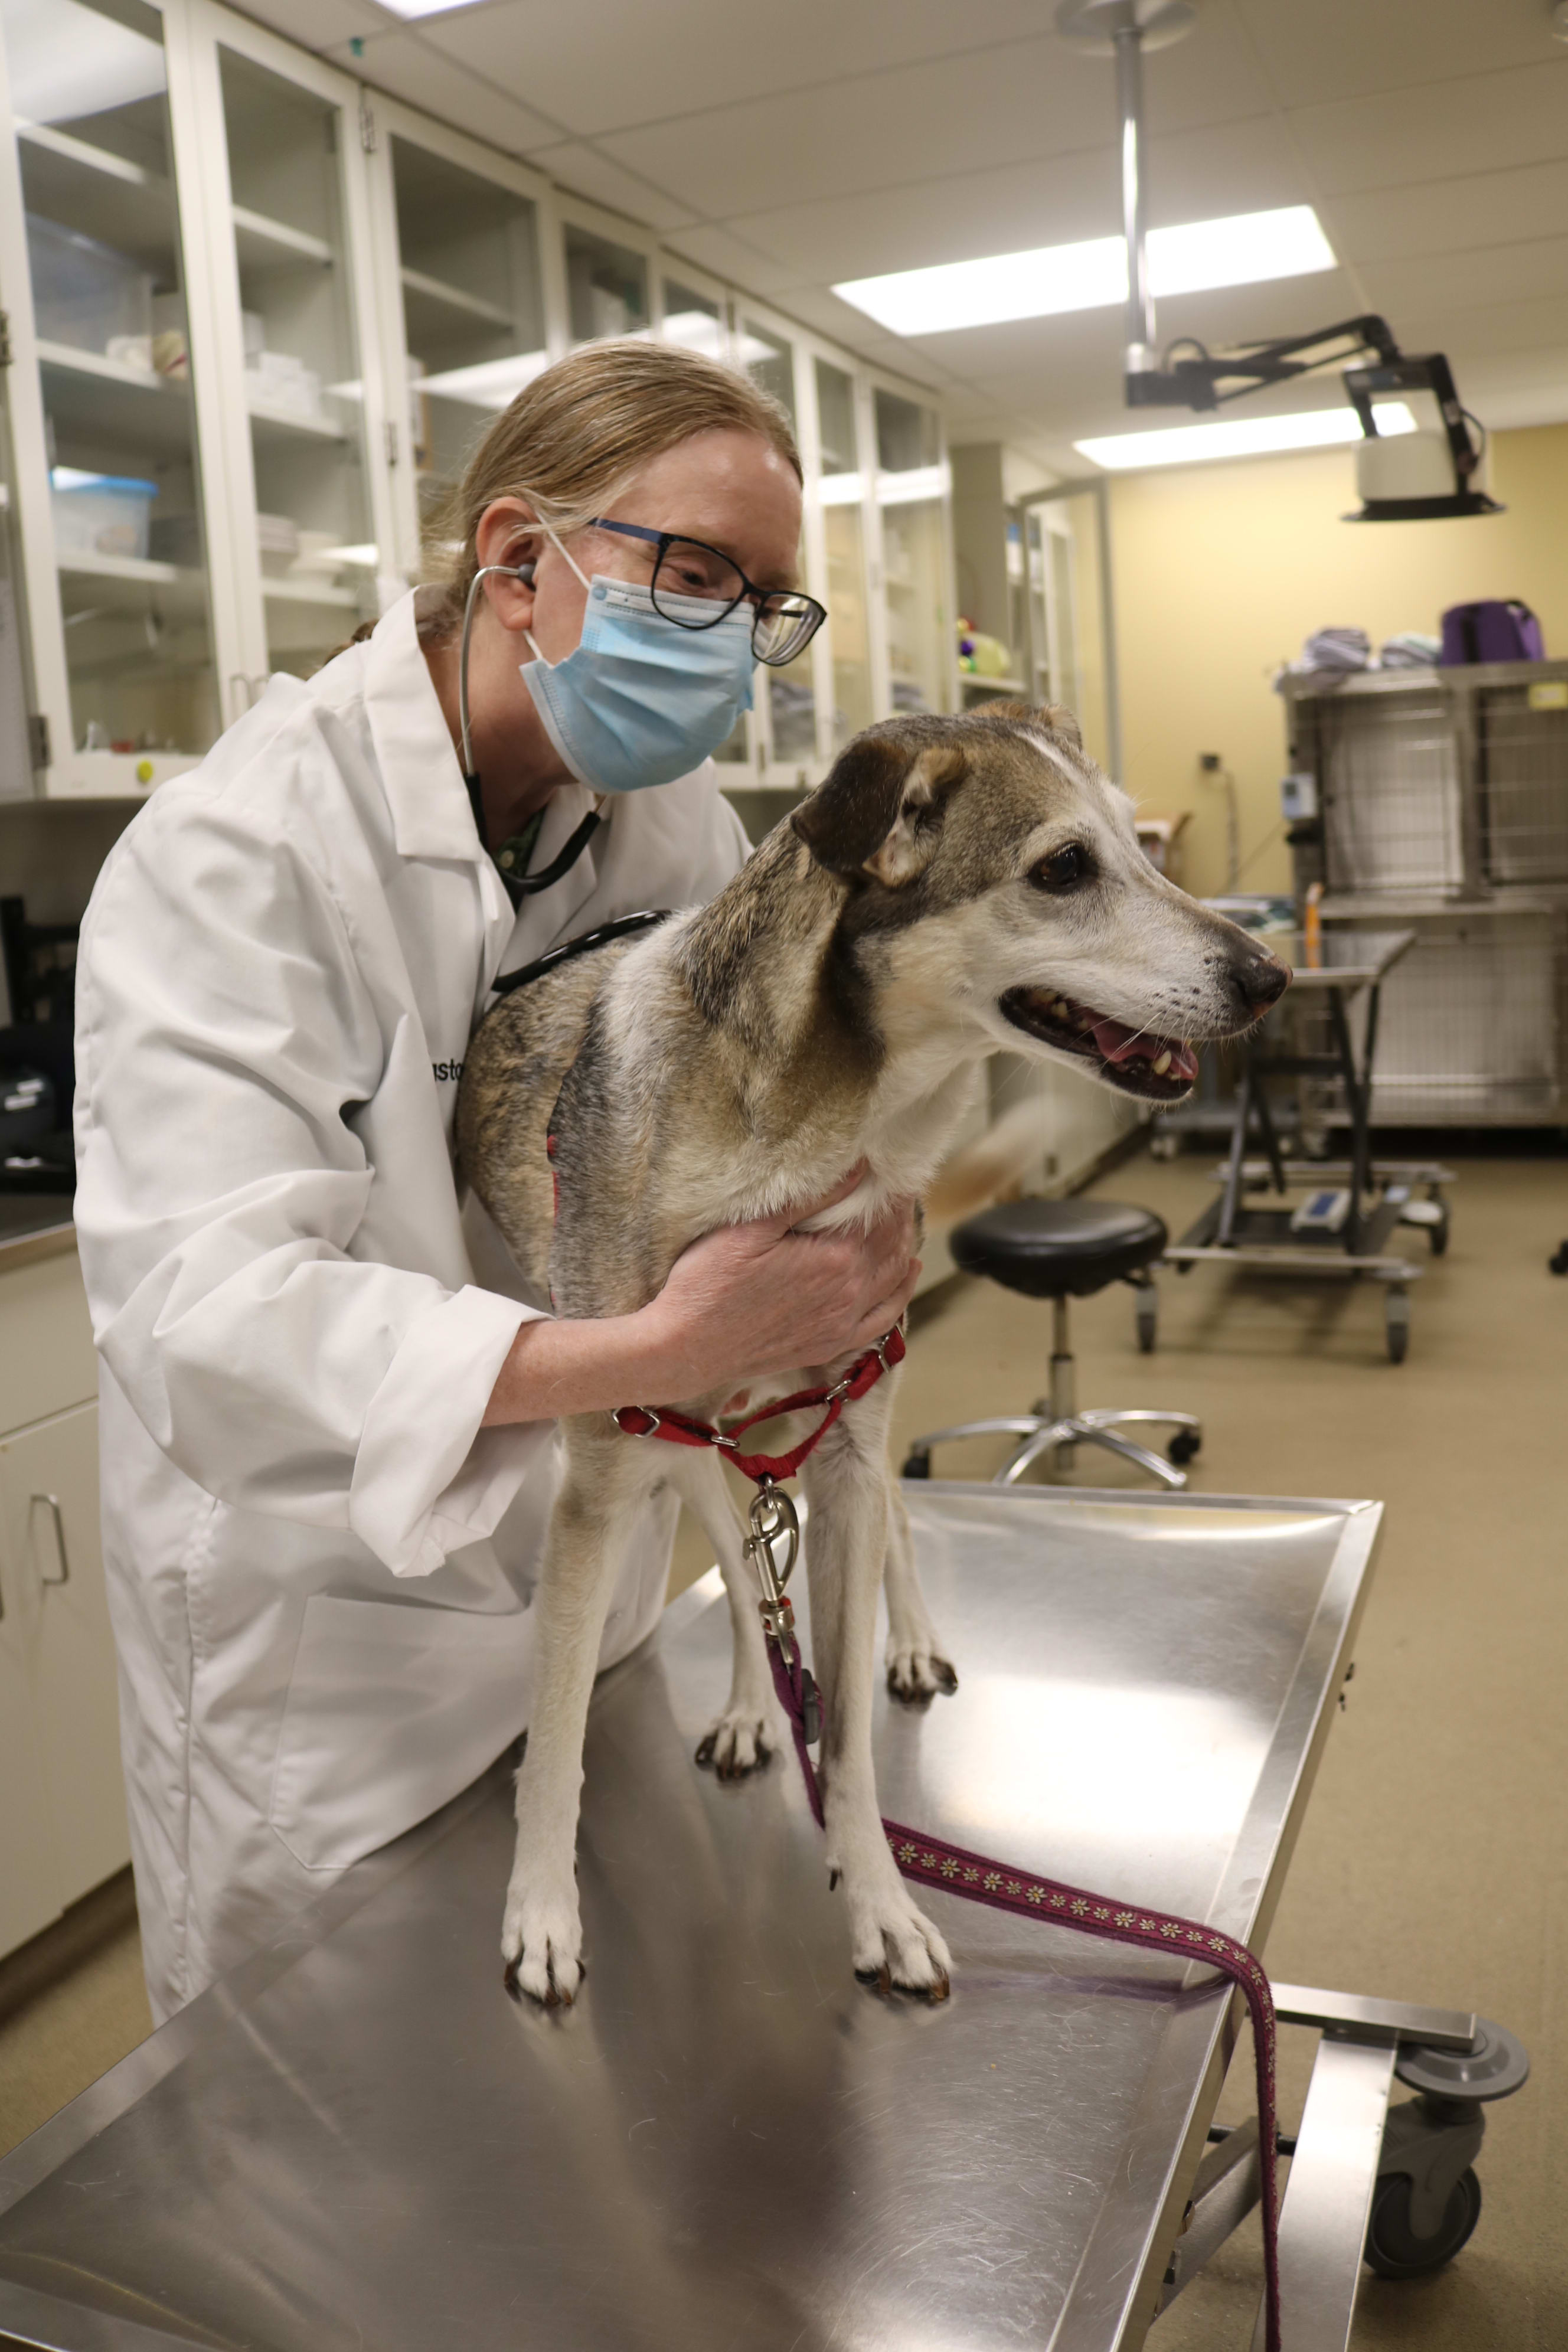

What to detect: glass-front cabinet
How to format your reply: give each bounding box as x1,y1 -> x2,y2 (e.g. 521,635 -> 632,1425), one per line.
873,386 -> 953,721
372,117 -> 551,582
0,0 -> 218,790
0,0 -> 953,799
207,32 -> 384,684
813,358 -> 871,750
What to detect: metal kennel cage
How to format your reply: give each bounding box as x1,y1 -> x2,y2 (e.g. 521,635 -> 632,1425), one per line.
1285,664 -> 1568,1126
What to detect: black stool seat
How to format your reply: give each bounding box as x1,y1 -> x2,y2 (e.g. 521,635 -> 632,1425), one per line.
950,1197 -> 1167,1300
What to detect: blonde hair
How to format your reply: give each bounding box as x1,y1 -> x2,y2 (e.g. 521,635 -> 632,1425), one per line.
421,339 -> 801,640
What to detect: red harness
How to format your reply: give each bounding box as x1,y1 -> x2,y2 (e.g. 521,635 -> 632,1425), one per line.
612,1326 -> 906,1482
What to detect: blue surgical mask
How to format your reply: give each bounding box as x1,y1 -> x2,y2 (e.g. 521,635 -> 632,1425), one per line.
518,532 -> 756,792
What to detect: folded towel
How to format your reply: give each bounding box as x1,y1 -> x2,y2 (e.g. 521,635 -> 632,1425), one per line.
1378,631 -> 1441,669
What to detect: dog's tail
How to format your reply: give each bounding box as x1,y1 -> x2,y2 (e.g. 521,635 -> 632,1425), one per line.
926,1098 -> 1053,1221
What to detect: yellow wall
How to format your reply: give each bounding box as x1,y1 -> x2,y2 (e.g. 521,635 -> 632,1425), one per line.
1108,422 -> 1568,900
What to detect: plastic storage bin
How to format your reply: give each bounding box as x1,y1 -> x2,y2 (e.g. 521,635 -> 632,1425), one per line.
51,469 -> 158,563
27,213 -> 153,361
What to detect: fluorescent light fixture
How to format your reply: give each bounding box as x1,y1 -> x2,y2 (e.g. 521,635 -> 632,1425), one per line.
1074,400 -> 1416,471
877,463 -> 949,507
816,472 -> 865,507
372,0 -> 479,17
416,351 -> 551,410
834,207 -> 1335,337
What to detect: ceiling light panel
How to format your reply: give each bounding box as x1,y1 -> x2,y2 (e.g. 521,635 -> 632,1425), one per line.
833,207 -> 1335,337
1074,401 -> 1416,471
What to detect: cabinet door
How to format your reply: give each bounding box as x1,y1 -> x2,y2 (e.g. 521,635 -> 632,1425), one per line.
871,386 -> 955,721
181,4 -> 394,696
362,107 -> 554,587
0,1505 -> 61,1958
0,1401 -> 130,1912
0,0 -> 226,798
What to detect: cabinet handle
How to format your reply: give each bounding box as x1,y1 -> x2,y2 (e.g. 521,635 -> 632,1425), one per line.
30,1492 -> 68,1586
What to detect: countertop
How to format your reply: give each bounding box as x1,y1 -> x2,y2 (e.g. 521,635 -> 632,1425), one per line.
0,1193 -> 76,1274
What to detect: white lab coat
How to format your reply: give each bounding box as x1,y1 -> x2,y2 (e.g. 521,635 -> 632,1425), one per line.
73,587 -> 751,2021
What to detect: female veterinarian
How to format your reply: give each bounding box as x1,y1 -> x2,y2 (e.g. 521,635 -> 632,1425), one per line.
73,342 -> 922,2022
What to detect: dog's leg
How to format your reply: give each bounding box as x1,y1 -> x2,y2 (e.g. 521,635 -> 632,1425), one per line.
669,1451 -> 785,1780
883,1472 -> 959,1704
502,1423 -> 647,2004
801,1397 -> 952,1997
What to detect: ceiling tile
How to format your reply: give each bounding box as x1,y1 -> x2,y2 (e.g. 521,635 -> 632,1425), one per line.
243,0 -> 387,50
526,141 -> 697,231
657,224 -> 805,297
592,25 -> 1273,222
724,113 -> 1313,286
322,28 -> 567,152
1290,59 -> 1568,195
416,0 -> 1064,136
1324,162 -> 1568,267
1233,0 -> 1559,111
1360,236 -> 1568,324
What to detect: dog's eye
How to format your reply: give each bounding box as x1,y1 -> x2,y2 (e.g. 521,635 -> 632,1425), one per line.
1031,843 -> 1092,892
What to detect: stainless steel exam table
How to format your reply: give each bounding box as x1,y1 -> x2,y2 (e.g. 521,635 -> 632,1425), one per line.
0,1487 -> 1524,2352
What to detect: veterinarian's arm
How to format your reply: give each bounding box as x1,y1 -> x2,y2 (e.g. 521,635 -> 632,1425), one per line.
482,1184 -> 920,1425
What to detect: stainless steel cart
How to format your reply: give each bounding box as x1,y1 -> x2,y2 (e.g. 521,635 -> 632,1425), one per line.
0,1487 -> 1525,2352
1162,929 -> 1456,1360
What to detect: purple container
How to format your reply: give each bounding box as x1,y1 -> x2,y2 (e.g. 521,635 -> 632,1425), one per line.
1440,600 -> 1545,665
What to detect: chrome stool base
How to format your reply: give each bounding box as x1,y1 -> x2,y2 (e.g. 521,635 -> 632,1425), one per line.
904,1292 -> 1201,1491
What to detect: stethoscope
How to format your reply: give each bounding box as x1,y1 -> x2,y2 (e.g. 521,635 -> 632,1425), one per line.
459,560 -> 606,901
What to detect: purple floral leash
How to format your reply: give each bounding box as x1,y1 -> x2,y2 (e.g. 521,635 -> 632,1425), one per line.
760,1498 -> 1282,2352
612,1347 -> 1282,2350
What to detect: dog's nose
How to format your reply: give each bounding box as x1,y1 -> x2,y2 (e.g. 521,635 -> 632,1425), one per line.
1231,940 -> 1291,1017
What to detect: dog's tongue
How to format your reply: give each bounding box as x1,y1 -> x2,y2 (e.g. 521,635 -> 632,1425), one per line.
1087,1012 -> 1198,1082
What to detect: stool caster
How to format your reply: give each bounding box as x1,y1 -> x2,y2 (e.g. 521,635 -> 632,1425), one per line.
1364,2166 -> 1481,2279
1385,1288 -> 1410,1363
901,1449 -> 931,1479
1167,1429 -> 1201,1468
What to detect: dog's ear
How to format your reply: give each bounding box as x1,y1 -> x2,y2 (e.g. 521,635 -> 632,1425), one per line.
792,739 -> 966,885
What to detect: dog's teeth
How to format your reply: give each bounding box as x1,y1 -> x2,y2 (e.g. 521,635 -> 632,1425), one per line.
1154,1050 -> 1172,1076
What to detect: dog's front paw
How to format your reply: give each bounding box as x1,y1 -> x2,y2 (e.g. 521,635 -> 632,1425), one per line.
843,1872 -> 952,1999
695,1703 -> 778,1781
885,1634 -> 959,1706
501,1874 -> 583,2007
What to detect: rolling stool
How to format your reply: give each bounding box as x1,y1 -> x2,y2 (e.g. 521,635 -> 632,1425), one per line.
902,1197 -> 1201,1490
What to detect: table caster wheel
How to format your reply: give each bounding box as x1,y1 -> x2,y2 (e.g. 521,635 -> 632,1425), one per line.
1385,1289 -> 1410,1363
1364,2167 -> 1481,2279
901,1450 -> 931,1479
1167,1429 -> 1200,1467
1135,1291 -> 1157,1354
1550,1241 -> 1568,1276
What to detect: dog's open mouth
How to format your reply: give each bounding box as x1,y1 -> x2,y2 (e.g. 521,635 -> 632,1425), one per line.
999,986 -> 1200,1100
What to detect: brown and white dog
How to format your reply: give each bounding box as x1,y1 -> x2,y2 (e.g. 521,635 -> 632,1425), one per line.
458,703 -> 1288,2004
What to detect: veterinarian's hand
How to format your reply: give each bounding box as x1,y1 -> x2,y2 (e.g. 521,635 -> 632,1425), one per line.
646,1170 -> 921,1397
481,1171 -> 919,1427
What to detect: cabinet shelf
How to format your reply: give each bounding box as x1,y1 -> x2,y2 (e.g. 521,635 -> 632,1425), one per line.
262,576 -> 360,608
38,341 -> 195,458
962,674 -> 1028,696
400,264 -> 513,331
18,124 -> 173,267
247,397 -> 347,443
58,551 -> 209,617
232,205 -> 334,272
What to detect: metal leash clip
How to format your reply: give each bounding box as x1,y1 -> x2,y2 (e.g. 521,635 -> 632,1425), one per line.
746,1478 -> 801,1661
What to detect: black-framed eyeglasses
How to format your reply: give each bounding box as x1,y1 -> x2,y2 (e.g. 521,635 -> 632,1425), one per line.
587,518 -> 827,667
